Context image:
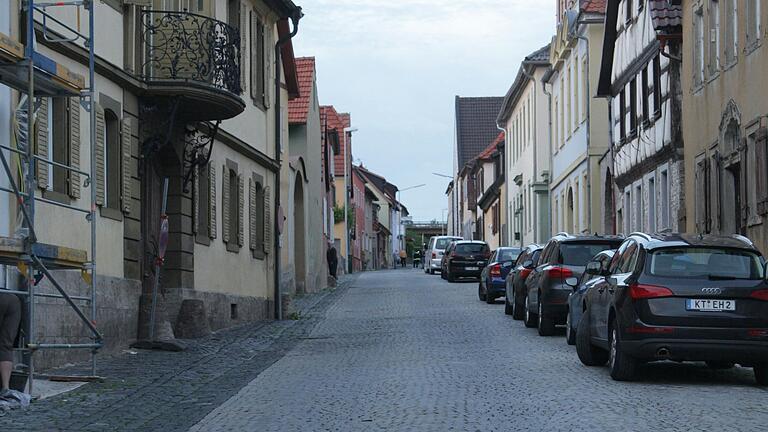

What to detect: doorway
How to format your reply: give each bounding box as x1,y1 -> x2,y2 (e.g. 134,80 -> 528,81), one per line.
293,174 -> 306,294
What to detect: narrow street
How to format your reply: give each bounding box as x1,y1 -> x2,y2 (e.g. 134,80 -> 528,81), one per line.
193,269 -> 765,432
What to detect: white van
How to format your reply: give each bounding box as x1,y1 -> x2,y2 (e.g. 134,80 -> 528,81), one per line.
424,236 -> 463,274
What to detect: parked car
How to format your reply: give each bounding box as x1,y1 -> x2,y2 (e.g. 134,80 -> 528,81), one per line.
426,235 -> 463,274
505,244 -> 543,318
524,233 -> 623,336
440,241 -> 457,280
564,250 -> 615,345
576,233 -> 768,384
479,247 -> 522,304
443,240 -> 490,282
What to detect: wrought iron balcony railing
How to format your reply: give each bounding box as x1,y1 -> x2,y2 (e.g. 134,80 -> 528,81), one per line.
140,10 -> 241,95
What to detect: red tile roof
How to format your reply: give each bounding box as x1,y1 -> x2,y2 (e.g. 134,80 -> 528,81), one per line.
321,105 -> 351,176
478,132 -> 504,161
288,57 -> 316,124
581,0 -> 606,13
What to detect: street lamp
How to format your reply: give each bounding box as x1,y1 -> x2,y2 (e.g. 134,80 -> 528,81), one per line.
343,127 -> 358,274
432,172 -> 453,179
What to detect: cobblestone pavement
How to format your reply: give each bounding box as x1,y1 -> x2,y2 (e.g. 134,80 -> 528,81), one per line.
191,268 -> 768,432
0,275 -> 357,431
5,269 -> 768,431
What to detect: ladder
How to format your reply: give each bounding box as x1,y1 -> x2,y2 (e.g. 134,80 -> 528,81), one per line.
0,0 -> 101,394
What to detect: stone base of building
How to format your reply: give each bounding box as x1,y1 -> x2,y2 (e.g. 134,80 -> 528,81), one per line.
163,288 -> 274,334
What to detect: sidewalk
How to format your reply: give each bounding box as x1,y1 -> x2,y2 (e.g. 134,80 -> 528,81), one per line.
0,275 -> 357,432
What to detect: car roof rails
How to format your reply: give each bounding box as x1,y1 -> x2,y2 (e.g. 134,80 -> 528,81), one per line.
731,234 -> 755,248
628,232 -> 653,241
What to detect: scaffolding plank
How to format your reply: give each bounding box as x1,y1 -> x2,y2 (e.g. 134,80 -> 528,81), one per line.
0,236 -> 88,270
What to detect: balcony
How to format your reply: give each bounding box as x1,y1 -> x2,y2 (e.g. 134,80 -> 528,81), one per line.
139,10 -> 245,120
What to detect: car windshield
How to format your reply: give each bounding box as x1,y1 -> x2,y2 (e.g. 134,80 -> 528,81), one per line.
649,248 -> 764,280
559,242 -> 620,266
497,249 -> 521,263
435,238 -> 457,249
456,244 -> 488,255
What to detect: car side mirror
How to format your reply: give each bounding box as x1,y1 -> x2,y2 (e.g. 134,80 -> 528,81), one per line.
565,277 -> 579,288
523,260 -> 534,269
585,261 -> 602,276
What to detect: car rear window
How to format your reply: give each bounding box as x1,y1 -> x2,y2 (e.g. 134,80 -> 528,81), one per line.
456,244 -> 489,254
497,249 -> 521,263
649,248 -> 764,280
559,242 -> 620,266
435,238 -> 458,249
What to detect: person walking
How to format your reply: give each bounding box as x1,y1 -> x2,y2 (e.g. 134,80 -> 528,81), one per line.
399,249 -> 407,268
0,292 -> 21,395
327,243 -> 338,279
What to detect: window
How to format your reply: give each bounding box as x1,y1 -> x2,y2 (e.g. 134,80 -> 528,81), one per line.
581,56 -> 588,122
559,242 -> 620,266
619,89 -> 626,140
197,164 -> 212,242
624,190 -> 631,234
635,184 -> 643,231
660,169 -> 670,229
629,78 -> 638,136
641,66 -> 650,122
649,248 -> 764,279
560,78 -> 565,146
709,0 -> 720,74
566,63 -> 572,135
694,7 -> 705,85
250,11 -> 267,107
223,160 -> 244,252
747,132 -> 758,219
50,98 -> 70,195
554,98 -> 560,149
746,0 -> 761,47
653,55 -> 662,116
724,0 -> 738,64
104,110 -> 121,211
648,177 -> 656,233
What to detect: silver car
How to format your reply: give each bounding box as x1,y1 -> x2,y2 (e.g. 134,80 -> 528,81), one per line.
425,236 -> 463,274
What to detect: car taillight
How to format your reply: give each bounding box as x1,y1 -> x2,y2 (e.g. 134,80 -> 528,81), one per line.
490,264 -> 501,277
546,266 -> 573,279
432,253 -> 437,259
520,268 -> 532,279
750,289 -> 768,301
629,284 -> 674,300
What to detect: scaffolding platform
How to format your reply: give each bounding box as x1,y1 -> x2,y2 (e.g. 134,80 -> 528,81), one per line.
0,237 -> 88,270
0,31 -> 85,97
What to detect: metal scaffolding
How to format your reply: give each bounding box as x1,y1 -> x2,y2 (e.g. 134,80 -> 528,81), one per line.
0,0 -> 101,393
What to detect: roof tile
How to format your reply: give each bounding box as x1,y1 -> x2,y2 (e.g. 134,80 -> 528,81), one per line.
455,96 -> 505,168
288,57 -> 316,124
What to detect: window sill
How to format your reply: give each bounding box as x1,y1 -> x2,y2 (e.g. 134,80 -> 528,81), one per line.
746,41 -> 762,56
747,215 -> 762,228
226,242 -> 241,253
252,249 -> 266,260
196,234 -> 211,246
100,206 -> 123,221
706,70 -> 720,84
692,82 -> 705,95
722,59 -> 738,73
42,190 -> 71,205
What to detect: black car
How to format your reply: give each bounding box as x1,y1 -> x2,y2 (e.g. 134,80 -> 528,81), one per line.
524,233 -> 623,336
440,241 -> 458,280
505,244 -> 543,318
576,233 -> 768,384
443,240 -> 490,282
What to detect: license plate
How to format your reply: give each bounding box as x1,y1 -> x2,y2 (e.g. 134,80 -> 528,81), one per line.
465,267 -> 479,271
686,299 -> 736,311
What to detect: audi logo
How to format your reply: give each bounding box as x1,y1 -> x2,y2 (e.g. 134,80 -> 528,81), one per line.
701,288 -> 723,295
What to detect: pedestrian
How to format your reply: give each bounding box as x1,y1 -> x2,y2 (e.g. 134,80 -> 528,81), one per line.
0,291 -> 21,396
412,250 -> 421,268
327,243 -> 338,279
399,249 -> 407,268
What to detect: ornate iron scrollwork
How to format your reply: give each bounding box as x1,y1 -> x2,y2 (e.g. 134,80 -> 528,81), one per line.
140,10 -> 241,95
182,121 -> 220,193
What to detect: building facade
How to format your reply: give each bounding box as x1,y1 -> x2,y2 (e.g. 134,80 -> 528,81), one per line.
682,0 -> 768,250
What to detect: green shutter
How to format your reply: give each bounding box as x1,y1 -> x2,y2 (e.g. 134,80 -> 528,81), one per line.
121,117 -> 132,212
263,185 -> 271,254
94,103 -> 105,206
209,163 -> 217,239
249,177 -> 256,250
238,174 -> 244,247
35,98 -> 49,190
68,99 -> 81,198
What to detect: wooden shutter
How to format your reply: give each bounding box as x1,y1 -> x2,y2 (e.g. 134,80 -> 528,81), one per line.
222,165 -> 230,243
709,153 -> 720,233
35,98 -> 49,190
208,163 -> 217,239
757,128 -> 768,214
249,177 -> 256,250
257,17 -> 266,106
68,99 -> 81,198
238,174 -> 244,247
192,165 -> 199,235
240,1 -> 247,92
263,185 -> 271,254
694,157 -> 707,232
94,103 -> 105,206
121,118 -> 132,212
249,10 -> 258,101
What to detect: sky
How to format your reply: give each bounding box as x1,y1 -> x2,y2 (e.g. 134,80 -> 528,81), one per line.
294,0 -> 556,222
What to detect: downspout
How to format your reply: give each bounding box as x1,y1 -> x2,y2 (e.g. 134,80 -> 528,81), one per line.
605,96 -> 616,234
576,32 -> 592,234
542,75 -> 553,243
274,10 -> 302,321
495,125 -> 507,245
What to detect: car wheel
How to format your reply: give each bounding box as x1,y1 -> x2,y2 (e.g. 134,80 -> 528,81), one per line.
478,283 -> 486,301
485,286 -> 495,304
512,289 -> 524,320
565,309 -> 576,346
576,308 -> 608,366
447,272 -> 456,283
754,364 -> 768,386
608,324 -> 638,381
523,296 -> 537,328
537,300 -> 556,336
504,296 -> 514,315
705,361 -> 734,370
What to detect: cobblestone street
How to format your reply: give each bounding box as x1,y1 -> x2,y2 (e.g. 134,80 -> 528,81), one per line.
4,269 -> 768,431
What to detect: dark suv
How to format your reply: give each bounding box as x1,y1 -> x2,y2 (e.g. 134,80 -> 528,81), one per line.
524,233 -> 623,336
443,240 -> 490,282
505,244 -> 543,318
576,233 -> 768,384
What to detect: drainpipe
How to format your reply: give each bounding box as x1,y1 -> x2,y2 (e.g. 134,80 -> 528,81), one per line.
495,123 -> 507,245
274,9 -> 302,321
576,33 -> 592,234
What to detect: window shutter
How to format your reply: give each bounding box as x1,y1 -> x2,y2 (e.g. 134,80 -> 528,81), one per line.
35,98 -> 49,190
94,103 -> 105,206
121,117 -> 132,212
209,163 -> 217,239
68,99 -> 81,198
250,10 -> 257,101
741,138 -> 750,223
222,165 -> 230,243
694,158 -> 706,232
709,153 -> 720,233
249,177 -> 256,250
238,174 -> 244,247
240,1 -> 247,92
263,185 -> 271,254
757,128 -> 768,214
258,18 -> 267,106
192,165 -> 199,235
